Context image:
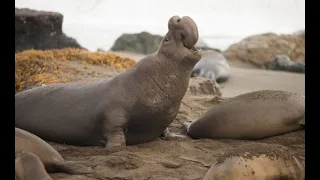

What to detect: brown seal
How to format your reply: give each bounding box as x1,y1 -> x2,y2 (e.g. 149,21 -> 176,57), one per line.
15,152 -> 53,180
15,127 -> 94,174
184,90 -> 305,140
15,15 -> 202,148
203,144 -> 305,180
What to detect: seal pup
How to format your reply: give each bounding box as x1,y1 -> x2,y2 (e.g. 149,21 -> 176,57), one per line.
183,90 -> 305,140
203,144 -> 305,180
191,50 -> 230,84
15,15 -> 202,148
15,127 -> 94,174
15,152 -> 53,180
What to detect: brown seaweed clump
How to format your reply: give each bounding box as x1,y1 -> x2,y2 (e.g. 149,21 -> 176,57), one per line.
15,48 -> 136,93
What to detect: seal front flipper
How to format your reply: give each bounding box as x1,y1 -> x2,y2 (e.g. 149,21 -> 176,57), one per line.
53,161 -> 93,174
160,128 -> 189,140
182,121 -> 192,132
104,109 -> 128,148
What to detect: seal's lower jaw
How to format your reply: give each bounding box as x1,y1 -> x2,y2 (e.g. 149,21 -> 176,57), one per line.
188,46 -> 202,57
186,46 -> 203,61
190,46 -> 199,53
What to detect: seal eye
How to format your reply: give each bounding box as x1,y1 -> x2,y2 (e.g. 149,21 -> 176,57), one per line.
164,38 -> 169,43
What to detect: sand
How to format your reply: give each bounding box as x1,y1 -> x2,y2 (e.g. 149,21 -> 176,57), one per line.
24,52 -> 305,180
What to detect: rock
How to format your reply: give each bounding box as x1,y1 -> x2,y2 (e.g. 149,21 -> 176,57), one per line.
97,48 -> 106,52
223,33 -> 305,69
110,31 -> 163,55
15,8 -> 84,52
267,55 -> 305,73
187,76 -> 221,97
191,49 -> 230,85
293,30 -> 305,39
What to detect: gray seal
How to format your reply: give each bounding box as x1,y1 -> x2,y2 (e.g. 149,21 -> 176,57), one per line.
15,15 -> 202,148
267,54 -> 305,73
183,90 -> 305,140
15,127 -> 94,174
191,50 -> 230,88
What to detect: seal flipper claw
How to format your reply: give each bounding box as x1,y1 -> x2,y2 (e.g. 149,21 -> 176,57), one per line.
161,128 -> 189,140
212,96 -> 230,103
182,121 -> 193,133
105,128 -> 126,148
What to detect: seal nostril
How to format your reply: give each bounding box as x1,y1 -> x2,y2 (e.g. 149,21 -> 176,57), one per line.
177,18 -> 181,22
181,33 -> 185,40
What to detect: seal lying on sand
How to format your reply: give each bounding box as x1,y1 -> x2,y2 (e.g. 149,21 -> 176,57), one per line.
183,90 -> 305,140
15,127 -> 93,174
15,15 -> 202,148
267,54 -> 305,73
15,152 -> 53,180
203,144 -> 305,180
191,50 -> 230,85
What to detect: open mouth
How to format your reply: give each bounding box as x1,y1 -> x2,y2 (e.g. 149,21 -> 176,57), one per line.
186,45 -> 200,54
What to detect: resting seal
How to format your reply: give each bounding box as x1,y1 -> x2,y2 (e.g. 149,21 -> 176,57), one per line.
191,50 -> 230,85
15,15 -> 202,148
203,144 -> 305,180
15,152 -> 53,180
15,127 -> 93,174
267,54 -> 305,73
183,90 -> 305,140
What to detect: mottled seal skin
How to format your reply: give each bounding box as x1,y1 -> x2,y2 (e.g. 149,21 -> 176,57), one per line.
15,15 -> 202,148
191,50 -> 230,83
15,152 -> 53,180
184,90 -> 305,140
203,144 -> 305,180
15,128 -> 93,174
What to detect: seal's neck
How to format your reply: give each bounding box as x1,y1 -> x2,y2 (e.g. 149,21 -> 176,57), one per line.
157,51 -> 197,72
132,54 -> 192,103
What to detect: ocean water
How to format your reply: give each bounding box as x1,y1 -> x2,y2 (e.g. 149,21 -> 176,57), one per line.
15,0 -> 305,52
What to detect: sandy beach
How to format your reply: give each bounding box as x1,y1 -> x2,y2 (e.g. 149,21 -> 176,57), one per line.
20,51 -> 303,180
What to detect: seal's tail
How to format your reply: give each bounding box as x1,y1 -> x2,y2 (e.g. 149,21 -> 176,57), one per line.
54,161 -> 96,175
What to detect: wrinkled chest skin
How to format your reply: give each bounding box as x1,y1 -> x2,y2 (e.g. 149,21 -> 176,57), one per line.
124,56 -> 192,145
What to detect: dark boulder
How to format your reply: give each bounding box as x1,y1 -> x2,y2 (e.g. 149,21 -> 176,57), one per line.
110,31 -> 163,55
15,8 -> 84,52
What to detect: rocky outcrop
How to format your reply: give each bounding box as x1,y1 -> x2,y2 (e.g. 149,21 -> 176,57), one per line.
223,33 -> 305,69
110,31 -> 220,55
267,55 -> 305,73
187,76 -> 221,96
110,31 -> 163,54
15,8 -> 84,52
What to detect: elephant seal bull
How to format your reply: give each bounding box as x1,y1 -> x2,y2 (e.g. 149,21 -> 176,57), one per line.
15,15 -> 202,148
15,127 -> 93,174
183,90 -> 305,140
15,152 -> 53,180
